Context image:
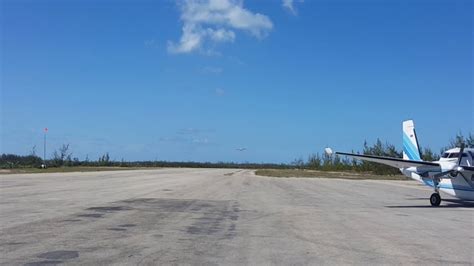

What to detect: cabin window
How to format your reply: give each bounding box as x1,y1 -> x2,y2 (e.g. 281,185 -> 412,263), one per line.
447,153 -> 468,158
441,153 -> 449,158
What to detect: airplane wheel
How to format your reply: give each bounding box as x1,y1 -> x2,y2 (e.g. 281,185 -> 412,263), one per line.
430,193 -> 441,206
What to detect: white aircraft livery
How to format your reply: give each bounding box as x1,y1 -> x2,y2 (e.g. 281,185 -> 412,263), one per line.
327,120 -> 474,206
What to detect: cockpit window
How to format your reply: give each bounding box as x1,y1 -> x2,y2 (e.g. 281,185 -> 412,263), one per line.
444,152 -> 468,158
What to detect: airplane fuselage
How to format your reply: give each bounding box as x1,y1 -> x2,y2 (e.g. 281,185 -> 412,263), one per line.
333,120 -> 473,206
401,148 -> 474,201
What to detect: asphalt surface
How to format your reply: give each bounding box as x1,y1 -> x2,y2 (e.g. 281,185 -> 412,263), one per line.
1,168 -> 473,265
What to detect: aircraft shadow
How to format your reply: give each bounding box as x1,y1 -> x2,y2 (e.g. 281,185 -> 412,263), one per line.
386,199 -> 474,208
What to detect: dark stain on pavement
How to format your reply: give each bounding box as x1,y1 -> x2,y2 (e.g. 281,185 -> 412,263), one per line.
108,228 -> 127,231
37,250 -> 79,260
61,219 -> 82,222
118,198 -> 240,239
25,250 -> 78,266
1,241 -> 26,246
77,213 -> 104,218
24,260 -> 63,266
121,198 -> 196,212
119,224 -> 137,227
87,206 -> 132,212
185,201 -> 239,238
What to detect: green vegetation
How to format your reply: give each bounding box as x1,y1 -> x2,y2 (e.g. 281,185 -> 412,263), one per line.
255,169 -> 407,180
1,133 -> 472,176
292,133 -> 473,175
0,146 -> 291,173
0,166 -> 148,174
0,154 -> 43,169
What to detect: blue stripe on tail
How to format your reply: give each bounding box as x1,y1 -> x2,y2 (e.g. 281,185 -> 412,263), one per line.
403,133 -> 421,161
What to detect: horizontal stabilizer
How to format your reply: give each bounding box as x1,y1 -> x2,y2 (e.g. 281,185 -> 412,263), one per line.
462,165 -> 474,172
336,152 -> 440,169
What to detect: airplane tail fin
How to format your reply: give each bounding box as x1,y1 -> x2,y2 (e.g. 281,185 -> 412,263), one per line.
402,120 -> 422,161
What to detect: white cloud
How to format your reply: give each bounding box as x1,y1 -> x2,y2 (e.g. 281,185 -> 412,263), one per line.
144,39 -> 159,48
192,138 -> 209,144
282,0 -> 303,15
168,0 -> 273,54
201,66 -> 223,74
207,28 -> 236,42
215,88 -> 225,96
178,128 -> 201,135
160,128 -> 213,146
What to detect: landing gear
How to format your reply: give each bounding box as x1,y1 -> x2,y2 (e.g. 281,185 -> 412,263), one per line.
430,193 -> 441,206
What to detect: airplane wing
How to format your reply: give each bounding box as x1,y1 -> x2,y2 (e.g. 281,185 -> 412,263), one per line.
335,152 -> 440,169
462,166 -> 474,172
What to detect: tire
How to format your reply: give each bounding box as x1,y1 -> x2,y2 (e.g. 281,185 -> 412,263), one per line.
430,193 -> 441,206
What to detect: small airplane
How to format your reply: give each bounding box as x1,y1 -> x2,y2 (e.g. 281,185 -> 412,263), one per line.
326,120 -> 474,206
236,147 -> 247,151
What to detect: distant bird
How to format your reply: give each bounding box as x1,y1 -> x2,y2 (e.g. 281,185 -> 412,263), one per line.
236,147 -> 247,151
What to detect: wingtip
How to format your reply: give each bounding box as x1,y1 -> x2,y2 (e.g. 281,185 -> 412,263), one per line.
324,147 -> 333,156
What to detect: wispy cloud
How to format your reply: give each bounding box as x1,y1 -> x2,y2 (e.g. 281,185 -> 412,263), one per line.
144,39 -> 159,48
200,66 -> 223,74
215,88 -> 225,96
168,0 -> 273,54
227,55 -> 245,65
177,127 -> 201,135
282,0 -> 303,15
159,128 -> 215,147
159,136 -> 187,143
191,137 -> 209,144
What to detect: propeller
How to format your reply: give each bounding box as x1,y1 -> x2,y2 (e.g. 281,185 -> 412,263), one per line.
450,143 -> 465,177
456,143 -> 465,165
427,143 -> 474,193
432,143 -> 465,179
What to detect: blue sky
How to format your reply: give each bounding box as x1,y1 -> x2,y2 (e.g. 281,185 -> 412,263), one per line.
1,0 -> 473,163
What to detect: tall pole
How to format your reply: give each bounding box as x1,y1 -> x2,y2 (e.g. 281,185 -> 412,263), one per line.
43,128 -> 48,167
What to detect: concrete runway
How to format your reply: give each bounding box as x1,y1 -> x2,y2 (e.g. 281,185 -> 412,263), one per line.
1,168 -> 472,265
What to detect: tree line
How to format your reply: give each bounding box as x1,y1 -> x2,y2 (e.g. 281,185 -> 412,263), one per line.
292,133 -> 473,174
0,143 -> 290,170
1,133 -> 472,174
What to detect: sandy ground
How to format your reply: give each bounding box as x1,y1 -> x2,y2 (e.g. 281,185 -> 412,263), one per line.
1,168 -> 472,265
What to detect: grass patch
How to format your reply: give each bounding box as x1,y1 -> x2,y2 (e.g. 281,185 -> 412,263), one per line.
224,170 -> 244,176
0,166 -> 157,175
255,169 -> 408,180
